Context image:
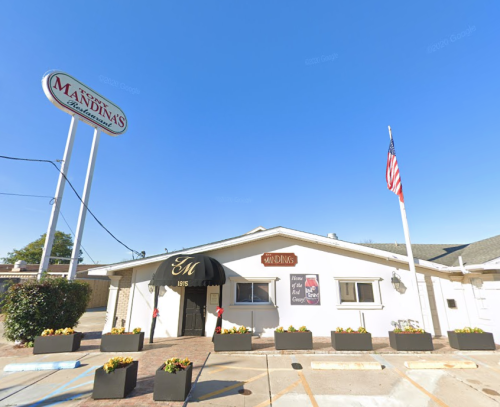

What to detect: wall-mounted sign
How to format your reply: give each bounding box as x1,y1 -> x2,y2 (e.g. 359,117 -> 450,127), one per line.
290,274 -> 320,305
42,71 -> 128,136
261,253 -> 297,267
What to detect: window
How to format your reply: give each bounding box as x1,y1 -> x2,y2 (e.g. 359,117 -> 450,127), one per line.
236,282 -> 269,303
334,278 -> 382,309
229,277 -> 277,309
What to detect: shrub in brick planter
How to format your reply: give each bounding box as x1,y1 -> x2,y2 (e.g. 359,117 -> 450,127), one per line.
389,327 -> 433,351
274,326 -> 313,350
154,357 -> 193,401
214,326 -> 252,351
448,327 -> 496,350
92,357 -> 138,399
331,327 -> 373,351
33,328 -> 82,354
100,327 -> 144,352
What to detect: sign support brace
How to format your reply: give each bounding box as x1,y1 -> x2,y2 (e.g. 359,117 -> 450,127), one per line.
68,127 -> 101,280
38,116 -> 78,280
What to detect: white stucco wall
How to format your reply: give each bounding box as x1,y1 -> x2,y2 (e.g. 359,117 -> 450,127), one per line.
125,236 -> 440,338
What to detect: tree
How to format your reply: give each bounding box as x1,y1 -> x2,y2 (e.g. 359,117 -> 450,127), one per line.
1,231 -> 83,264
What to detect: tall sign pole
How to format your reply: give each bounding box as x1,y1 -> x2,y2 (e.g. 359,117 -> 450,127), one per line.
387,126 -> 426,331
40,71 -> 127,280
38,116 -> 78,280
68,128 -> 101,280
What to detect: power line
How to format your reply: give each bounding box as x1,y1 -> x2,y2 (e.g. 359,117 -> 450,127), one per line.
0,155 -> 144,259
1,190 -> 98,264
60,210 -> 97,264
0,192 -> 54,199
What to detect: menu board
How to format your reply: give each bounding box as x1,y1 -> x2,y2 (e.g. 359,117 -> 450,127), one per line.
290,274 -> 320,305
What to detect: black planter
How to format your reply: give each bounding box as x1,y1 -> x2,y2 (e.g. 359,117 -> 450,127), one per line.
33,333 -> 82,354
100,332 -> 145,352
154,363 -> 193,401
331,332 -> 373,351
214,333 -> 252,351
92,360 -> 138,399
389,331 -> 434,351
448,331 -> 496,350
274,331 -> 313,350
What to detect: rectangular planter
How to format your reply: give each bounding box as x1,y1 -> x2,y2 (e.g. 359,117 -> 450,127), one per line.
154,363 -> 193,401
448,331 -> 496,350
389,331 -> 434,351
92,360 -> 138,399
274,331 -> 313,350
331,332 -> 373,351
33,333 -> 82,354
100,332 -> 144,352
214,333 -> 252,351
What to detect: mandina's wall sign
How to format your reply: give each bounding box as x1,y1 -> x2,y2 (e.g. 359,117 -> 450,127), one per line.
261,253 -> 297,267
42,71 -> 128,136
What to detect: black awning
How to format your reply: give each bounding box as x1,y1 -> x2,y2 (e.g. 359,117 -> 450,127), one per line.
149,253 -> 226,287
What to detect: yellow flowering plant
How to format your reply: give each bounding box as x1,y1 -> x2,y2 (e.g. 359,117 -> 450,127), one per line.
454,327 -> 484,333
335,327 -> 368,334
109,327 -> 141,335
41,328 -> 74,336
394,326 -> 424,334
103,357 -> 134,374
163,357 -> 191,373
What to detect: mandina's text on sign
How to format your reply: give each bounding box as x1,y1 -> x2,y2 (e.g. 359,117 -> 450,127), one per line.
42,71 -> 128,136
261,253 -> 297,267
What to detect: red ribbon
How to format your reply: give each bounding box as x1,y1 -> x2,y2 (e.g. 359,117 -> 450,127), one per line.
153,308 -> 159,318
216,306 -> 224,318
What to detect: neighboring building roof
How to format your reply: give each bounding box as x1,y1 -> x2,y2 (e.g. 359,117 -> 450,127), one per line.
0,264 -> 106,273
362,234 -> 500,267
360,243 -> 468,267
0,264 -> 109,280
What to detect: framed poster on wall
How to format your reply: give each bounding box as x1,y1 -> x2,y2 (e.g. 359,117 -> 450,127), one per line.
290,274 -> 320,305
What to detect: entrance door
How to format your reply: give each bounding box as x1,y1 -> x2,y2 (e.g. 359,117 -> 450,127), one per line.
182,287 -> 207,336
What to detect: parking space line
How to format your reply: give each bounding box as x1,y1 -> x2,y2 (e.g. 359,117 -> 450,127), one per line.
371,355 -> 450,407
30,365 -> 100,407
297,371 -> 319,407
254,379 -> 301,407
197,371 -> 268,401
208,366 -> 231,374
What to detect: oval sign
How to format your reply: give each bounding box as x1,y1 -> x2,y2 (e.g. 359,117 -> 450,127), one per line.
42,71 -> 127,136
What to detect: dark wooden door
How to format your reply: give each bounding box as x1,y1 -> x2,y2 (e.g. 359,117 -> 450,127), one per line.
182,287 -> 207,336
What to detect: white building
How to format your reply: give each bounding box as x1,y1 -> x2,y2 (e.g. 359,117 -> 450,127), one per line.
88,227 -> 500,342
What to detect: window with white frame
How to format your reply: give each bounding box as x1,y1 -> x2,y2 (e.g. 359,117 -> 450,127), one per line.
236,282 -> 269,303
334,278 -> 382,309
229,277 -> 277,308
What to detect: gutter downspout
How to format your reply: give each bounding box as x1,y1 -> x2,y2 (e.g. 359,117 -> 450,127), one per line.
458,256 -> 472,326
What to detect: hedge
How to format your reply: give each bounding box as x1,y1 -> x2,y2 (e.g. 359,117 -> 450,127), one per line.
2,278 -> 92,342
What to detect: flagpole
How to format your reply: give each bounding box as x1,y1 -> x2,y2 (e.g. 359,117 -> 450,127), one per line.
388,126 -> 427,332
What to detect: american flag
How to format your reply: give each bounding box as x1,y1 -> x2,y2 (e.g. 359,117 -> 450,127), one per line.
386,138 -> 404,202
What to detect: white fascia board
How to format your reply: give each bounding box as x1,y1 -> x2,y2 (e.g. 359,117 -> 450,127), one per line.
87,227 -> 456,276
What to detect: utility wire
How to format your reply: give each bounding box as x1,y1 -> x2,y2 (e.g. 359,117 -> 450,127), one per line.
0,192 -> 54,199
59,210 -> 97,264
0,155 -> 144,259
1,190 -> 97,264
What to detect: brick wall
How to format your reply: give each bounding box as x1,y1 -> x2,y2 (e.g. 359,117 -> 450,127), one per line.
114,269 -> 133,328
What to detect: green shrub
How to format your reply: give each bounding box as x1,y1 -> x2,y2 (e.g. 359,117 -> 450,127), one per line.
0,279 -> 20,312
2,278 -> 91,342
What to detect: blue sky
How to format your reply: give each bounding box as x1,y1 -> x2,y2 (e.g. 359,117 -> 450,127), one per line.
1,1 -> 499,265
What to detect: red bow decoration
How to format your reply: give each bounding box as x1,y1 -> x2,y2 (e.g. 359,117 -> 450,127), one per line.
216,306 -> 224,318
153,308 -> 159,318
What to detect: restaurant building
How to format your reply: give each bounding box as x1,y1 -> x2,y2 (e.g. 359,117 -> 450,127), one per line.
88,227 -> 500,341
